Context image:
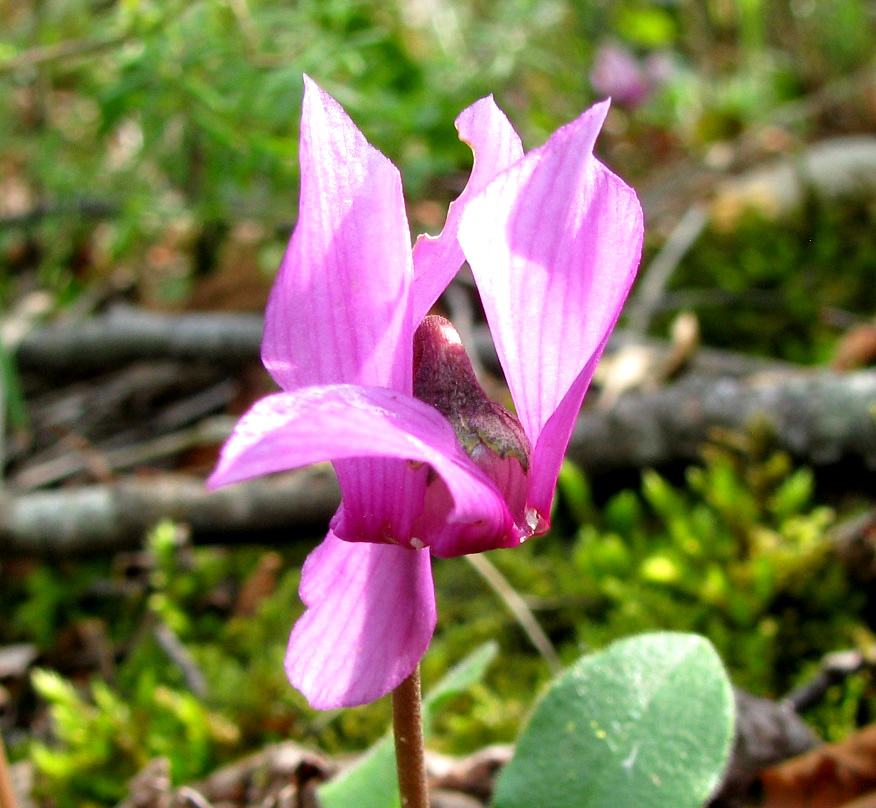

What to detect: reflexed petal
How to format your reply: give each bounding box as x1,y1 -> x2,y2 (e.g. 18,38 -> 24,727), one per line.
411,96 -> 524,323
207,384 -> 513,545
459,100 -> 644,520
262,76 -> 414,393
286,531 -> 436,708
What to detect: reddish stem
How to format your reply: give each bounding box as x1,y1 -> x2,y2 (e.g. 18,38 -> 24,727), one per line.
392,666 -> 429,808
0,732 -> 19,808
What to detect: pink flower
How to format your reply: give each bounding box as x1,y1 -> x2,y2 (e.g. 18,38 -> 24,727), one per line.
590,44 -> 672,108
208,76 -> 643,709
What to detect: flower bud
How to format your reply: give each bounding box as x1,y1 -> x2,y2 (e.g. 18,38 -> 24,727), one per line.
413,315 -> 536,546
413,316 -> 531,472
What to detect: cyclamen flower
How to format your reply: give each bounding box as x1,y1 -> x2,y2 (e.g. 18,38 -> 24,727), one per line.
209,77 -> 644,709
590,44 -> 674,109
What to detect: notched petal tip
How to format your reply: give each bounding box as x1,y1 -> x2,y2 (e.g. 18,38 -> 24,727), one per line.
538,97 -> 611,165
410,95 -> 524,323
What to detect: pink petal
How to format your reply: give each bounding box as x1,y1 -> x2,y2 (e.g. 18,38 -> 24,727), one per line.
424,469 -> 526,558
330,456 -> 430,548
286,531 -> 436,708
410,96 -> 524,323
207,384 -> 513,546
458,101 -> 644,521
262,76 -> 414,393
333,452 -> 520,558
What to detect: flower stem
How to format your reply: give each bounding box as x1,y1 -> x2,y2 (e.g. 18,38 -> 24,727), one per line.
392,665 -> 429,808
0,731 -> 19,808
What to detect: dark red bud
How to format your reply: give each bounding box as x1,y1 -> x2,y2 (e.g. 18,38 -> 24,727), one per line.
413,316 -> 531,471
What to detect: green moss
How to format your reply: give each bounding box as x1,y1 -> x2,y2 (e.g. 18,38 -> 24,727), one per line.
6,444 -> 875,804
664,199 -> 876,364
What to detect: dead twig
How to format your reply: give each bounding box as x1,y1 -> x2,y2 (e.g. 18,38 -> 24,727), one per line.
16,308 -> 792,382
784,649 -> 872,714
153,622 -> 208,699
2,371 -> 876,555
465,554 -> 562,676
568,370 -> 876,475
15,308 -> 264,376
11,415 -> 235,491
626,205 -> 708,336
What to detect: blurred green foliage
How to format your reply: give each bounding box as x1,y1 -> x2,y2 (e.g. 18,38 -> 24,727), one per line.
30,668 -> 238,805
2,0 -> 875,312
10,461 -> 871,795
0,0 -> 600,304
429,442 -> 873,753
3,0 -> 876,804
668,200 -> 876,363
7,444 -> 873,805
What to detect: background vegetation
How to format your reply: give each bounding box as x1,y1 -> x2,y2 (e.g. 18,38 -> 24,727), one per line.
2,0 -> 876,805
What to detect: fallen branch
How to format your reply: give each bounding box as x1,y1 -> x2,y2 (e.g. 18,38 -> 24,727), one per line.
15,307 -> 787,380
568,370 -> 876,474
0,469 -> 340,556
14,308 -> 264,374
2,372 -> 875,555
11,414 -> 236,491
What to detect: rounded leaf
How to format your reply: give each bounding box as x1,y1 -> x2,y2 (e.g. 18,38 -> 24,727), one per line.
494,632 -> 735,808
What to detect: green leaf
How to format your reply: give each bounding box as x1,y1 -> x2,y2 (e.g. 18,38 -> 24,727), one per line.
423,640 -> 498,721
493,632 -> 735,808
317,732 -> 398,808
557,460 -> 595,526
0,340 -> 27,429
615,6 -> 676,47
318,642 -> 498,808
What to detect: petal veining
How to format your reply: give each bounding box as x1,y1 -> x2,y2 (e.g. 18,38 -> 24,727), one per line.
207,384 -> 513,544
262,76 -> 414,393
286,532 -> 436,708
411,96 -> 524,323
459,101 -> 643,517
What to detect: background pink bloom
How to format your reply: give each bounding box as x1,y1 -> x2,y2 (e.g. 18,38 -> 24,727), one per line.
208,76 -> 643,708
590,43 -> 674,108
